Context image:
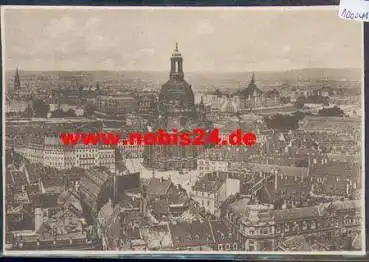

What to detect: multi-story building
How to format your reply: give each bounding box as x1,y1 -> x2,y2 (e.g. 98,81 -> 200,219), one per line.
197,158 -> 228,175
191,172 -> 240,216
223,198 -> 361,251
13,120 -> 116,173
234,73 -> 282,111
96,95 -> 137,116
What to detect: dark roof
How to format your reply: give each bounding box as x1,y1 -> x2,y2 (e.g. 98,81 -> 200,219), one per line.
169,220 -> 214,247
25,163 -> 42,184
310,162 -> 360,178
30,193 -> 59,208
247,163 -> 309,177
79,167 -> 113,213
265,88 -> 280,98
209,220 -> 235,243
191,172 -> 227,193
234,75 -> 263,97
40,167 -> 64,189
151,198 -> 170,215
281,235 -> 313,251
159,79 -> 195,111
273,200 -> 360,221
274,206 -> 316,221
146,177 -> 173,196
10,170 -> 28,187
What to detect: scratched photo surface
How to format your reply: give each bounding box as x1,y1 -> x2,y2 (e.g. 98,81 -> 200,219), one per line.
2,6 -> 365,255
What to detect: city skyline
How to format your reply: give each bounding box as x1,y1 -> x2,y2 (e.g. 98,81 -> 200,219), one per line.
2,7 -> 363,72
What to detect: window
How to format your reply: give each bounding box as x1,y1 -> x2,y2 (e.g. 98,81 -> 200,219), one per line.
226,244 -> 231,250
249,240 -> 255,251
233,243 -> 238,250
302,221 -> 307,230
218,244 -> 223,251
207,200 -> 210,206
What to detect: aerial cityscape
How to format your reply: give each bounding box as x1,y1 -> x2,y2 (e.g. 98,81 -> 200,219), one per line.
3,7 -> 365,254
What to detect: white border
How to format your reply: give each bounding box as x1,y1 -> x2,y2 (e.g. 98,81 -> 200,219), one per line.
1,5 -> 366,257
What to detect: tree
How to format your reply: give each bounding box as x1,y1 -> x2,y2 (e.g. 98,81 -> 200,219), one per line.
264,114 -> 299,131
293,111 -> 305,121
23,105 -> 34,117
32,98 -> 50,118
51,108 -> 64,118
65,108 -> 76,117
295,158 -> 309,167
84,103 -> 96,117
318,106 -> 345,117
295,100 -> 304,109
280,96 -> 291,104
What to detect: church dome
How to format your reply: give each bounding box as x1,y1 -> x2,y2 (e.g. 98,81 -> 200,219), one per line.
158,43 -> 196,115
159,79 -> 195,107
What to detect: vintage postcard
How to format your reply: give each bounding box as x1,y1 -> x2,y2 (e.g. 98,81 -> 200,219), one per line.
2,6 -> 365,256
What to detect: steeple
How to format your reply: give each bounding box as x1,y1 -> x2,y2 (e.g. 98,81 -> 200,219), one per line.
170,42 -> 184,81
14,66 -> 21,92
250,72 -> 255,85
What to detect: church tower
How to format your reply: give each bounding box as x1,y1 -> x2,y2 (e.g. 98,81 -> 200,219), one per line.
14,67 -> 21,93
158,42 -> 195,117
170,42 -> 184,81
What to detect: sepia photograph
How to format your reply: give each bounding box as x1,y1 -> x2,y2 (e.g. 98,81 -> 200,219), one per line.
2,6 -> 365,255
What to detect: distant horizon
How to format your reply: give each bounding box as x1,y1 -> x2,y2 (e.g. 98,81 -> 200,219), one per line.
5,66 -> 363,74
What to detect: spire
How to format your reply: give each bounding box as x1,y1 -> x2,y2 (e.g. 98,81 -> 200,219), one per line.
14,66 -> 21,92
251,72 -> 255,84
170,42 -> 184,80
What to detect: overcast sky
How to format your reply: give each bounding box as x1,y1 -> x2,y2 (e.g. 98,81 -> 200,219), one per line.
2,7 -> 363,72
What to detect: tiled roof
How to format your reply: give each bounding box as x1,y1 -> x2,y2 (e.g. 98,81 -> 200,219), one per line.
274,206 -> 316,221
310,162 -> 360,178
282,235 -> 313,251
229,198 -> 251,217
273,200 -> 360,221
235,80 -> 263,97
209,220 -> 235,243
151,198 -> 170,216
25,163 -> 43,184
146,177 -> 173,196
191,172 -> 227,193
265,89 -> 280,98
79,167 -> 113,213
30,193 -> 59,208
140,224 -> 173,249
10,170 -> 28,187
247,163 -> 309,177
169,220 -> 214,247
40,167 -> 64,189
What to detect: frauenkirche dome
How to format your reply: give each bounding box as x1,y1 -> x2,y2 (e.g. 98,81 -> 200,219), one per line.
159,43 -> 196,117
